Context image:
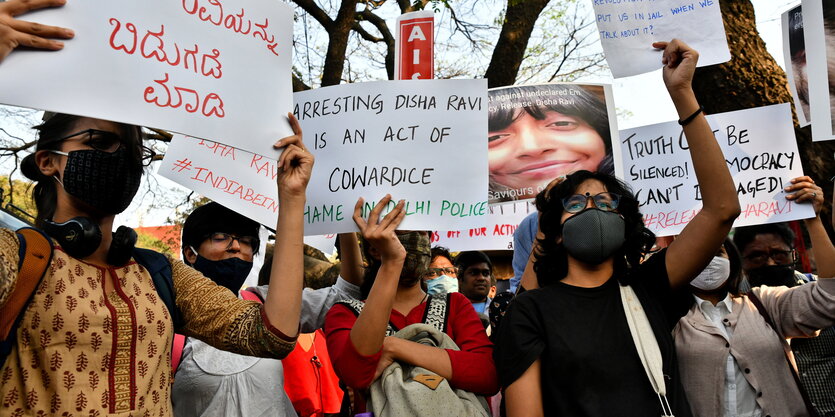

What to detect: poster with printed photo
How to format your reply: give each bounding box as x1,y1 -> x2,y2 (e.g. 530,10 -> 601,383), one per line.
487,83 -> 621,204
802,0 -> 835,141
782,5 -> 811,127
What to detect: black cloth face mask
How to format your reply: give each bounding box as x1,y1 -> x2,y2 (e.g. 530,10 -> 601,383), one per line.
54,147 -> 142,215
192,254 -> 253,295
561,208 -> 626,265
746,265 -> 799,288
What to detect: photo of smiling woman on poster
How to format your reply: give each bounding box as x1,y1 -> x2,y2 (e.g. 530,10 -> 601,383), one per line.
487,83 -> 617,204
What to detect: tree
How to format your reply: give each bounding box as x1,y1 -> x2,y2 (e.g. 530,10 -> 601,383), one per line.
692,0 -> 835,237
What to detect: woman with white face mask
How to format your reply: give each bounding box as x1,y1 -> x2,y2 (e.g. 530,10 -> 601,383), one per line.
673,238 -> 835,417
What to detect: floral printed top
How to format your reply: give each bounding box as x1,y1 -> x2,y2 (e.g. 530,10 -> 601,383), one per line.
0,229 -> 295,416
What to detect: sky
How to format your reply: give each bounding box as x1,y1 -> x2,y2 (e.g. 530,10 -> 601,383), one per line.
0,0 -> 801,227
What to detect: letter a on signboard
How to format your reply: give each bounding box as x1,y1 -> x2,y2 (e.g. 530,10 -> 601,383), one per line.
395,10 -> 434,80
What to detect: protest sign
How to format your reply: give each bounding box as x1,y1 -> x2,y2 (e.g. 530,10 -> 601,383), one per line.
619,103 -> 814,237
487,83 -> 621,204
0,0 -> 294,155
304,235 -> 337,256
430,201 -> 535,252
592,0 -> 730,78
395,10 -> 434,80
295,79 -> 489,235
801,0 -> 835,142
162,79 -> 490,235
782,5 -> 811,127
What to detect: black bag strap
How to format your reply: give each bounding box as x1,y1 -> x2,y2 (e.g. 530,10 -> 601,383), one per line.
133,248 -> 184,332
337,299 -> 398,336
420,293 -> 450,333
748,291 -> 820,417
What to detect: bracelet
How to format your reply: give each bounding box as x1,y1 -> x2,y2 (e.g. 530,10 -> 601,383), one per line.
678,106 -> 704,126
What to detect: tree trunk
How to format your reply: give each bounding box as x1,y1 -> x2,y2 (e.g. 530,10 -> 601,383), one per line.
321,0 -> 360,86
484,0 -> 551,88
693,0 -> 835,237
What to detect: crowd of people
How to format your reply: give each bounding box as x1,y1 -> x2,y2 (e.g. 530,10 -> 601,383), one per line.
1,1 -> 834,416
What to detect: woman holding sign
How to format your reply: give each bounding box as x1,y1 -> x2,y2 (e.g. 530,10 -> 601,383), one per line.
494,40 -> 741,417
0,110 -> 313,416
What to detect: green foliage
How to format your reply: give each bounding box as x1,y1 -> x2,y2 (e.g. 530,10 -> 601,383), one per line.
136,232 -> 175,256
0,175 -> 37,222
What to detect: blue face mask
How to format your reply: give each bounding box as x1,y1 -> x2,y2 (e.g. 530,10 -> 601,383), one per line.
191,252 -> 253,295
425,274 -> 459,295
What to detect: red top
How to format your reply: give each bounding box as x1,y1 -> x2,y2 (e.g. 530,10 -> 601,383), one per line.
323,292 -> 499,396
282,329 -> 344,417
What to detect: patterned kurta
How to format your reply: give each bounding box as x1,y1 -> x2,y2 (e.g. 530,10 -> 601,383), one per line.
0,229 -> 295,416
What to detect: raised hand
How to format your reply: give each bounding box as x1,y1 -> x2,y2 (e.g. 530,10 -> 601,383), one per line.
0,0 -> 74,63
352,194 -> 406,262
652,39 -> 699,95
273,113 -> 313,199
785,175 -> 824,214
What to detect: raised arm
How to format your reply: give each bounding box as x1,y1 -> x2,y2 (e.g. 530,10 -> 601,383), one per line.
652,39 -> 741,288
0,0 -> 73,63
786,176 -> 835,278
337,232 -> 364,286
263,113 -> 314,338
349,195 -> 406,355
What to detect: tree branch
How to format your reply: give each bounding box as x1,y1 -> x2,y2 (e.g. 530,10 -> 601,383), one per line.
291,0 -> 336,31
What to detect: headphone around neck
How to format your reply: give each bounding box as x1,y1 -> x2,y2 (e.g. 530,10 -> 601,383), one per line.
43,217 -> 137,266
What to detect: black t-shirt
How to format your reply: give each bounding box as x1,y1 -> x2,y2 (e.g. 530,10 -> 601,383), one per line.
494,250 -> 692,417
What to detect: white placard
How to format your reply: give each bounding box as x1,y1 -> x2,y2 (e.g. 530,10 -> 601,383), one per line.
801,0 -> 835,141
162,79 -> 490,235
619,103 -> 814,236
592,0 -> 731,78
782,5 -> 811,127
0,0 -> 294,155
294,79 -> 489,235
430,201 -> 535,252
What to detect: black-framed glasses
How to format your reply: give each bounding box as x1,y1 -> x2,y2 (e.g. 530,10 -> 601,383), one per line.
562,192 -> 621,213
44,128 -> 157,167
205,232 -> 258,254
423,267 -> 458,279
743,249 -> 794,266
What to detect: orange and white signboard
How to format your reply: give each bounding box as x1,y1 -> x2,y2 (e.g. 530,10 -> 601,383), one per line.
395,10 -> 434,80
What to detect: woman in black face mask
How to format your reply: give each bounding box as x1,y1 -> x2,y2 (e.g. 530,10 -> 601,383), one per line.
494,39 -> 742,417
2,112 -> 313,416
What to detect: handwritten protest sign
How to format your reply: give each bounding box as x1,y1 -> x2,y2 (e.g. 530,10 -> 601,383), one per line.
430,201 -> 535,252
295,79 -> 489,235
782,5 -> 811,127
487,83 -> 621,204
0,0 -> 293,155
619,103 -> 814,236
161,79 -> 489,235
801,0 -> 835,142
592,0 -> 730,78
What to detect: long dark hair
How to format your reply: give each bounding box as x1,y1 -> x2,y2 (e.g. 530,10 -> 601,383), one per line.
20,113 -> 144,227
533,170 -> 655,287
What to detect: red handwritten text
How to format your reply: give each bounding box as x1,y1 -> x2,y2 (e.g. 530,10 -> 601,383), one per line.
144,73 -> 226,118
181,0 -> 279,56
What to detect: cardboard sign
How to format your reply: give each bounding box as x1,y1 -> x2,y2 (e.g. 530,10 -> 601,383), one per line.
294,79 -> 489,235
487,83 -> 621,204
395,10 -> 434,80
162,79 -> 490,236
801,0 -> 835,141
782,5 -> 811,127
430,201 -> 535,251
619,103 -> 814,236
0,0 -> 294,156
592,0 -> 731,78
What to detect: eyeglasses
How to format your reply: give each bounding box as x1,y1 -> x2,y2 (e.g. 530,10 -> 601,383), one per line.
205,232 -> 258,255
562,192 -> 620,213
464,268 -> 491,277
743,249 -> 794,266
423,267 -> 458,279
45,128 -> 157,167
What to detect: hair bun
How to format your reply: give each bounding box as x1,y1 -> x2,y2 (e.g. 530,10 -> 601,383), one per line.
20,153 -> 47,181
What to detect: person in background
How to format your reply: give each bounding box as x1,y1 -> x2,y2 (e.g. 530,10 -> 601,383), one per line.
324,197 -> 499,414
424,245 -> 459,295
172,203 -> 361,417
731,176 -> 835,417
510,212 -> 538,294
455,251 -> 495,315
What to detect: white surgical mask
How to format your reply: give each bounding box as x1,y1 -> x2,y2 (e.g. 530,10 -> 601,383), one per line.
690,256 -> 731,291
425,275 -> 459,295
